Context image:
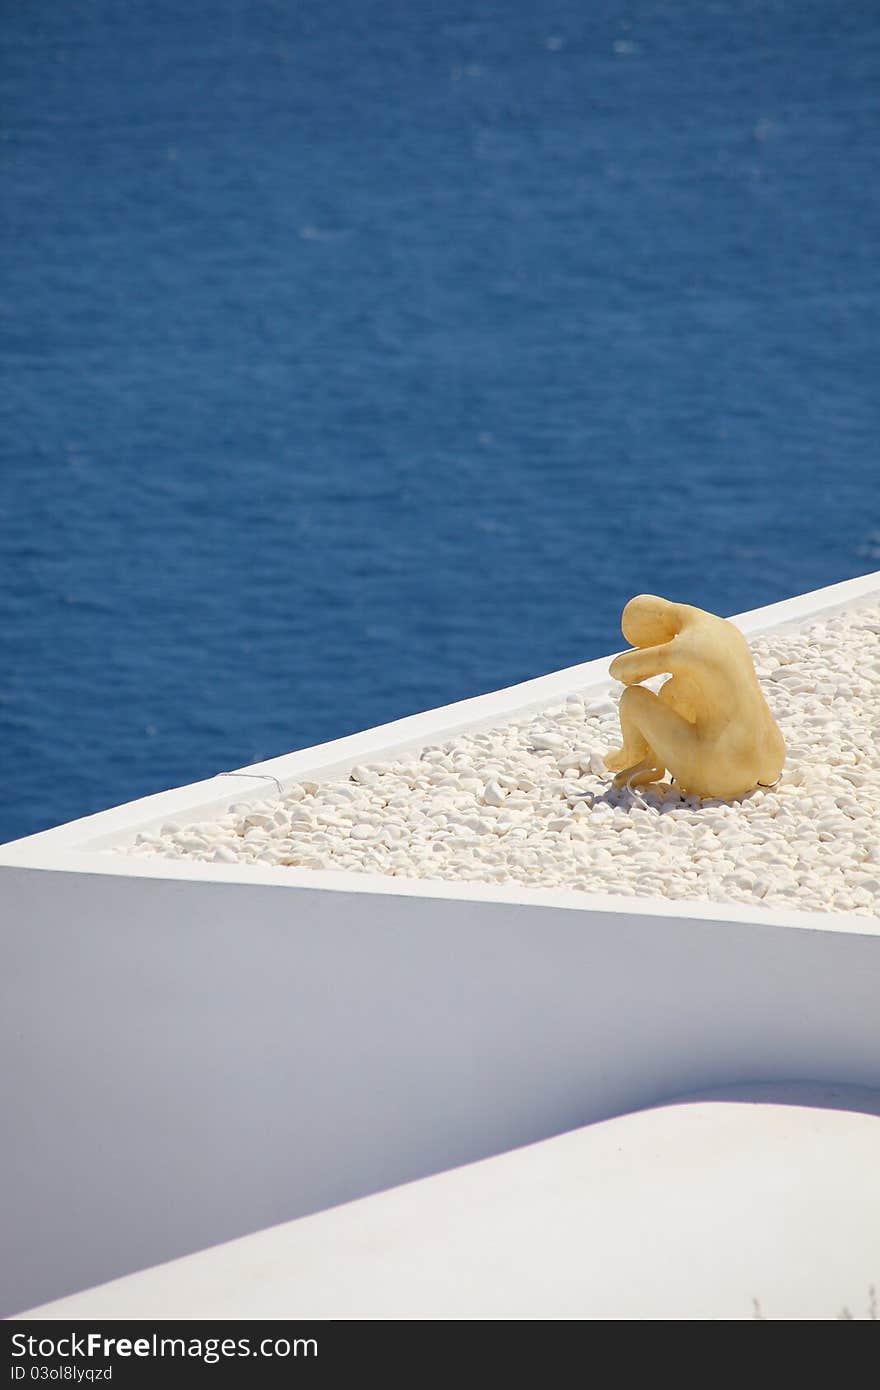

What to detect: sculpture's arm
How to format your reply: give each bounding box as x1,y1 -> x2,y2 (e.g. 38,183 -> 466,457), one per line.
609,640 -> 686,685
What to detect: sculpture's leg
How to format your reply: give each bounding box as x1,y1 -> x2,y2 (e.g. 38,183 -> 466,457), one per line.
606,685 -> 697,787
604,718 -> 650,773
612,755 -> 666,790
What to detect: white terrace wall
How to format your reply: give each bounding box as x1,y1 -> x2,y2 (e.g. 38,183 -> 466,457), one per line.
2,866 -> 879,1317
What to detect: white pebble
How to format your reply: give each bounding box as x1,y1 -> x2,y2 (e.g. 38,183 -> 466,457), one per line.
586,697 -> 616,715
529,732 -> 567,751
351,823 -> 377,841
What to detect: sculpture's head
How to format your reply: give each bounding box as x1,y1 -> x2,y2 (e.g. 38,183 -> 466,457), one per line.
620,594 -> 683,648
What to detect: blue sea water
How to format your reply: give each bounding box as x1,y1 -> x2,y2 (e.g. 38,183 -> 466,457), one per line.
1,1 -> 878,845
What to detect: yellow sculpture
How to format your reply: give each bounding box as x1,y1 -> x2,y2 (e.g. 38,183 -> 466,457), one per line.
604,595 -> 785,800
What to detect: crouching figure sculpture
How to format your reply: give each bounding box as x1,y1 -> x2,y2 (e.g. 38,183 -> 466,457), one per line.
604,594 -> 785,800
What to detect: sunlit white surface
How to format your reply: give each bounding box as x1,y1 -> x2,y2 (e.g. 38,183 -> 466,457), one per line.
18,1084 -> 880,1322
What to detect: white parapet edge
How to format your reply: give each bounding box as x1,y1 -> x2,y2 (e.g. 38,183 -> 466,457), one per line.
1,567 -> 879,937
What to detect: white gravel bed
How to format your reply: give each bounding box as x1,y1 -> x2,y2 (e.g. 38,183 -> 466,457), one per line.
118,605 -> 880,918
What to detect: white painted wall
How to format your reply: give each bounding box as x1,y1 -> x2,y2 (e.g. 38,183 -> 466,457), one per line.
1,571 -> 878,1316
3,865 -> 879,1316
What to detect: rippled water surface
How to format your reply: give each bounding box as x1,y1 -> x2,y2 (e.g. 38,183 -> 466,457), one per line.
2,0 -> 878,842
